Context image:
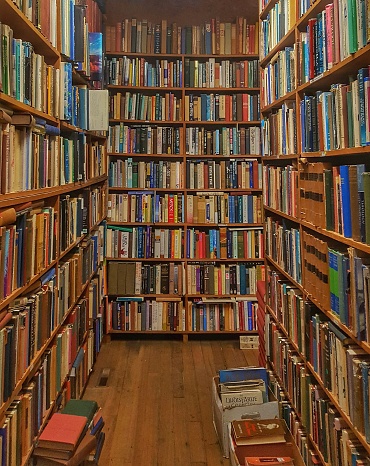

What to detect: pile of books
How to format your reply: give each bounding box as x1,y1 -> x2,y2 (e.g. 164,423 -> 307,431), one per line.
33,399 -> 105,466
219,367 -> 269,411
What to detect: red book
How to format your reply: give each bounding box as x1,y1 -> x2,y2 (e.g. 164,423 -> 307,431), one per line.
307,18 -> 317,80
168,195 -> 175,223
37,413 -> 87,452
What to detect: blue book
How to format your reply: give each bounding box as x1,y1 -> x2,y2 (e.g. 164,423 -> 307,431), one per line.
357,164 -> 366,242
205,23 -> 212,54
339,165 -> 352,238
300,99 -> 306,152
219,367 -> 269,389
239,264 -> 247,294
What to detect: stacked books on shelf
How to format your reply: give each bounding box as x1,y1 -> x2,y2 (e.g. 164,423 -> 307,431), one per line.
33,399 -> 105,466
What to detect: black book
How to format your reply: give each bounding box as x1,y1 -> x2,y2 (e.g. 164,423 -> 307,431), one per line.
74,5 -> 86,63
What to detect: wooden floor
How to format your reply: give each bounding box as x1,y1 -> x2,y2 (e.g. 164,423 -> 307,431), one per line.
83,336 -> 258,466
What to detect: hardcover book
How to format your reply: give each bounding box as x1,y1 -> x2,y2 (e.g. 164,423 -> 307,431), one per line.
231,418 -> 286,446
37,413 -> 87,452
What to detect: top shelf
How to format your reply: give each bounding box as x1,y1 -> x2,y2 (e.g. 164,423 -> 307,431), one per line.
1,0 -> 59,63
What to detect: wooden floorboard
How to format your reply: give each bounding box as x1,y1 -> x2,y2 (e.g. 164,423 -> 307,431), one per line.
84,337 -> 258,466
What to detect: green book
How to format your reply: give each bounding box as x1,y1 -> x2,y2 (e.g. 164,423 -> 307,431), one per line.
347,0 -> 358,53
61,399 -> 98,426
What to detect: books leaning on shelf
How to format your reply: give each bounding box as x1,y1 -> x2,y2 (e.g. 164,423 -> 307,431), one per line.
231,418 -> 286,446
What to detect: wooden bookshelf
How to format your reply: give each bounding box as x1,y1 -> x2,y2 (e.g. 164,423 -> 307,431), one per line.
104,2 -> 263,338
0,0 -> 107,461
261,0 -> 370,461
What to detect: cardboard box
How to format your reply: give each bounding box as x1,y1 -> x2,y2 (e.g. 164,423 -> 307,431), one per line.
228,421 -> 305,466
212,376 -> 280,457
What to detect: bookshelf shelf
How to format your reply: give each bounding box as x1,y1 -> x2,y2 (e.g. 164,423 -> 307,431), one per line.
260,91 -> 296,113
0,0 -> 107,456
105,13 -> 262,337
263,205 -> 299,223
261,0 -> 370,458
259,27 -> 295,67
300,220 -> 370,254
265,255 -> 303,290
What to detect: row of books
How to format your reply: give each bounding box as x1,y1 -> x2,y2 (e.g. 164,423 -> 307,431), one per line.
187,227 -> 264,260
0,24 -> 58,115
261,45 -> 297,107
263,164 -> 298,217
0,290 -> 91,416
300,67 -> 370,152
186,125 -> 261,156
184,58 -> 260,89
53,229 -> 103,325
266,267 -> 305,353
109,157 -> 262,191
260,0 -> 296,58
300,229 -> 370,343
300,162 -> 370,244
265,216 -> 302,284
0,204 -> 56,300
184,92 -> 260,122
268,313 -> 370,451
107,191 -> 184,224
109,298 -> 184,331
107,193 -> 264,226
187,262 -> 264,295
186,192 -> 262,224
266,321 -> 370,466
108,159 -> 183,189
0,113 -> 106,194
109,91 -> 182,121
186,159 -> 262,190
105,55 -> 260,89
107,261 -> 184,296
105,56 -> 183,87
105,226 -> 184,260
0,115 -> 58,194
107,124 -> 181,154
59,193 -> 88,252
261,101 -> 297,156
189,299 -> 258,331
299,2 -> 370,85
105,18 -> 259,55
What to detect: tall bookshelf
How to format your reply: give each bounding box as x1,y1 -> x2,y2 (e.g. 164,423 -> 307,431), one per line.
260,0 -> 370,463
0,0 -> 107,463
103,0 -> 263,338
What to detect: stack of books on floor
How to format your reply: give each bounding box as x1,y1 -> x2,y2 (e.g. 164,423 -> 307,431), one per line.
33,400 -> 105,466
212,366 -> 280,457
229,418 -> 304,466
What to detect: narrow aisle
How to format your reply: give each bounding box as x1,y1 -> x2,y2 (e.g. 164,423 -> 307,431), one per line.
83,338 -> 258,466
